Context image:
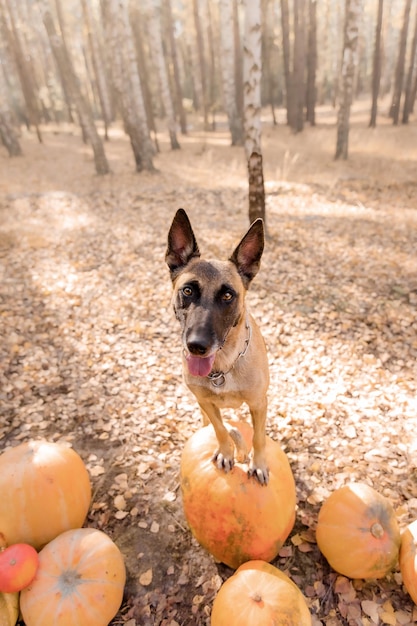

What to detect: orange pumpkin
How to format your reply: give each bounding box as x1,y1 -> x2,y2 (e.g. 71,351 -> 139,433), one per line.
180,421 -> 296,569
316,482 -> 401,579
0,440 -> 91,550
0,544 -> 39,593
20,528 -> 126,626
211,560 -> 312,625
399,520 -> 417,604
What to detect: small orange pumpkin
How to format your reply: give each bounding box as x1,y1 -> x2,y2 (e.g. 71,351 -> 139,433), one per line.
180,421 -> 296,569
211,560 -> 312,625
0,440 -> 91,550
20,528 -> 126,626
399,520 -> 417,604
316,482 -> 401,579
0,544 -> 39,593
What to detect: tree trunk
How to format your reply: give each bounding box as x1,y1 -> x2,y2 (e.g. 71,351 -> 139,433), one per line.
0,63 -> 22,156
335,0 -> 361,160
233,0 -> 244,125
40,0 -> 109,174
193,0 -> 209,130
402,2 -> 417,123
280,0 -> 293,125
146,0 -> 180,149
219,0 -> 243,145
306,0 -> 317,125
3,0 -> 42,142
80,0 -> 112,140
164,0 -> 187,134
104,0 -> 154,172
389,0 -> 412,124
261,0 -> 277,125
292,0 -> 306,132
369,0 -> 384,127
243,0 -> 265,225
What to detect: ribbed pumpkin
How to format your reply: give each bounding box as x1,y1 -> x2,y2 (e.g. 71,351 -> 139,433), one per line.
211,560 -> 312,625
316,483 -> 401,579
399,520 -> 417,605
20,528 -> 126,626
180,421 -> 296,569
0,440 -> 91,550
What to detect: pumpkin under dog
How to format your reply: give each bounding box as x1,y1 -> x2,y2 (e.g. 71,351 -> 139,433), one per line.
166,209 -> 270,485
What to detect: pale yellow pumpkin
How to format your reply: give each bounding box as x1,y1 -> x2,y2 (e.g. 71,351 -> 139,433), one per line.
0,440 -> 91,550
211,560 -> 312,625
20,528 -> 126,626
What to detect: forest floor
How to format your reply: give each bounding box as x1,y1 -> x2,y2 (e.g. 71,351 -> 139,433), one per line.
1,100 -> 417,626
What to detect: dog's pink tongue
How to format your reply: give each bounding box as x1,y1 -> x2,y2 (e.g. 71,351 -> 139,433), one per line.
186,353 -> 216,377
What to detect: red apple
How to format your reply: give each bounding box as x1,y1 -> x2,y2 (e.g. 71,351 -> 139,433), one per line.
0,544 -> 39,593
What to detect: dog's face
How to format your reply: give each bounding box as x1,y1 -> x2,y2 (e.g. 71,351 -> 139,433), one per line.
166,209 -> 264,377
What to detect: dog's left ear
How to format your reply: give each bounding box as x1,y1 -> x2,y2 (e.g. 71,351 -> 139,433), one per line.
166,208 -> 200,278
229,218 -> 264,288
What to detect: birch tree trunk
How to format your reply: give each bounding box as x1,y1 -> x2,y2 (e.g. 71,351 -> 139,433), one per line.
0,63 -> 22,156
390,0 -> 412,124
80,0 -> 113,140
335,0 -> 361,160
306,0 -> 317,125
243,0 -> 265,224
219,0 -> 243,145
402,3 -> 417,123
39,0 -> 109,174
2,0 -> 42,142
104,0 -> 154,171
369,0 -> 383,127
193,0 -> 209,130
164,0 -> 187,134
146,0 -> 180,149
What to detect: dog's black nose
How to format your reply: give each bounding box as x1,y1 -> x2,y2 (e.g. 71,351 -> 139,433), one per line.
187,340 -> 208,356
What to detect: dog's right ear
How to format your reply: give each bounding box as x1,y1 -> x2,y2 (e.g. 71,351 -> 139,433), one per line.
166,209 -> 200,278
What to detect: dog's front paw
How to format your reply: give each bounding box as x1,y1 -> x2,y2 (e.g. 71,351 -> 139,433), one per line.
212,450 -> 234,473
248,461 -> 269,486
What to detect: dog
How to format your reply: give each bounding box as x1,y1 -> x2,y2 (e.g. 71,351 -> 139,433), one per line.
166,209 -> 270,485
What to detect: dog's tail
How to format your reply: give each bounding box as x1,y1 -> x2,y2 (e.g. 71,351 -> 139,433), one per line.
225,423 -> 249,463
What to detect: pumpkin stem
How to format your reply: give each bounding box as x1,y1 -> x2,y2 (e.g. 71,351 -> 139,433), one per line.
251,592 -> 263,603
370,522 -> 384,539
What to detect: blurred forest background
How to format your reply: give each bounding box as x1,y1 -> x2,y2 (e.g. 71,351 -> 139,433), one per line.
0,0 -> 416,183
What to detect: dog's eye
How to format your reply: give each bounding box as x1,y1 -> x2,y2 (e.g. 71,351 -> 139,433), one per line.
182,286 -> 193,297
222,291 -> 234,302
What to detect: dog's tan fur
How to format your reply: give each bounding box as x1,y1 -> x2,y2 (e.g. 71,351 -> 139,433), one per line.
166,209 -> 270,484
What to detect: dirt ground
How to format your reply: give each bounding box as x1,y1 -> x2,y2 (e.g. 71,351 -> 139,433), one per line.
1,102 -> 417,625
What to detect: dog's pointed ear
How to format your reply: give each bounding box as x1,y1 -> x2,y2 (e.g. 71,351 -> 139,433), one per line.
166,209 -> 200,278
229,218 -> 264,288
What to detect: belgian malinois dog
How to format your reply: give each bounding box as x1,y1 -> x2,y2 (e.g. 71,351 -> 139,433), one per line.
166,209 -> 269,485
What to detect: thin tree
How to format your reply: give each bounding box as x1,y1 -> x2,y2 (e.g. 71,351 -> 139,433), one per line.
39,0 -> 109,174
103,0 -> 154,172
280,0 -> 293,125
293,0 -> 306,132
0,63 -> 22,156
2,0 -> 42,142
369,0 -> 384,127
306,0 -> 317,125
164,0 -> 187,134
219,0 -> 243,145
389,0 -> 413,125
243,0 -> 265,224
80,0 -> 112,140
402,1 -> 417,123
261,0 -> 277,125
233,0 -> 244,125
193,0 -> 209,130
335,0 -> 362,160
146,0 -> 180,149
